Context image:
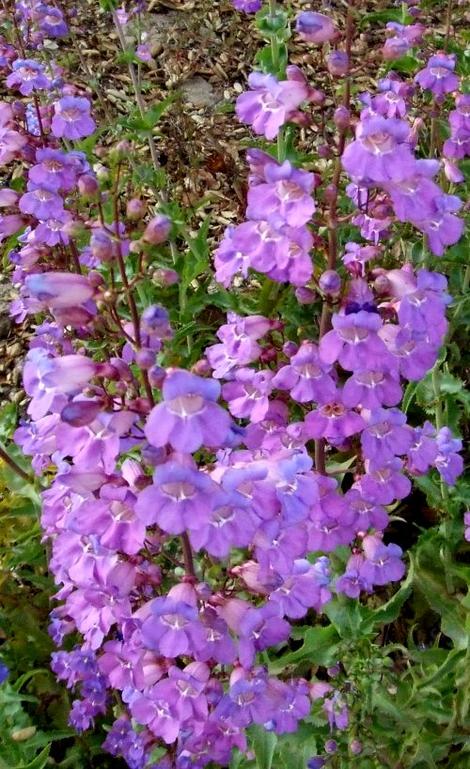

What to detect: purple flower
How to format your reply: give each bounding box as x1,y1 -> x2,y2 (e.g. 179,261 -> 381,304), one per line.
140,597 -> 203,658
406,421 -> 438,474
415,54 -> 459,99
360,458 -> 411,505
319,311 -> 392,372
417,194 -> 464,256
192,608 -> 236,664
254,519 -> 308,576
236,72 -> 308,140
268,680 -> 311,733
32,210 -> 73,246
464,512 -> 470,543
342,117 -> 416,183
304,393 -> 365,444
51,96 -> 96,140
145,370 -> 232,453
238,604 -> 290,667
189,488 -> 257,558
223,368 -> 274,423
38,5 -> 69,37
273,342 -> 336,404
206,313 -> 272,379
295,12 -> 336,43
246,161 -> 315,228
344,488 -> 389,533
25,272 -> 95,309
135,461 -> 216,533
269,558 -> 331,618
232,0 -> 262,11
29,148 -> 77,191
386,159 -> 441,224
361,408 -> 413,466
342,368 -> 402,409
380,324 -> 439,381
130,684 -> 180,744
0,661 -> 8,684
19,182 -> 64,220
434,427 -> 463,485
6,59 -> 50,95
336,555 -> 370,598
360,536 -> 405,585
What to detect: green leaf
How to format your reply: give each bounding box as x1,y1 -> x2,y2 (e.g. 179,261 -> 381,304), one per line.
13,746 -> 50,769
250,725 -> 277,769
412,534 -> 468,648
324,597 -> 367,640
361,559 -> 414,633
270,624 -> 340,672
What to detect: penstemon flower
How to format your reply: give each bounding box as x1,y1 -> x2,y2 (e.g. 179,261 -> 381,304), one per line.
1,0 -> 466,767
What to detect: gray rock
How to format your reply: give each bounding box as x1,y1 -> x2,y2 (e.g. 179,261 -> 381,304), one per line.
180,76 -> 221,108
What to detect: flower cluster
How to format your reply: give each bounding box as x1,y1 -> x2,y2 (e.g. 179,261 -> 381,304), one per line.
1,0 -> 466,768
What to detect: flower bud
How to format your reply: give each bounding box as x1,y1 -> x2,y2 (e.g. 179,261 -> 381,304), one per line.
93,163 -> 109,182
319,270 -> 341,295
350,740 -> 363,755
327,50 -> 349,76
25,272 -> 95,309
112,140 -> 132,160
90,231 -> 114,262
333,105 -> 351,130
373,274 -> 391,294
88,270 -> 105,288
148,365 -> 166,388
327,663 -> 341,677
135,348 -> 155,369
153,268 -> 179,286
323,183 -> 337,203
283,341 -> 298,357
0,188 -> 18,207
78,174 -> 98,197
143,214 -> 171,245
192,358 -> 211,376
318,144 -> 331,159
324,740 -> 338,754
126,198 -> 147,220
295,11 -> 336,43
295,287 -> 316,304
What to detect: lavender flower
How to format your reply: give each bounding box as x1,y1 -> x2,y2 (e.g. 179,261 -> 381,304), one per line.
51,96 -> 96,140
236,71 -> 308,140
6,59 -> 50,95
145,370 -> 232,453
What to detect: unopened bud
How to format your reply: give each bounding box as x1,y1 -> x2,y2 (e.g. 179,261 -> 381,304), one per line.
135,348 -> 155,369
324,739 -> 338,755
192,358 -> 211,376
327,50 -> 349,76
148,365 -> 166,388
283,341 -> 298,357
78,174 -> 99,197
295,287 -> 316,304
319,269 -> 341,295
143,214 -> 171,245
350,740 -> 363,755
333,105 -> 351,130
127,198 -> 147,220
153,268 -> 179,286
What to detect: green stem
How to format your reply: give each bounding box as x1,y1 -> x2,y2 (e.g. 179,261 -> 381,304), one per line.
0,446 -> 34,485
268,0 -> 280,74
